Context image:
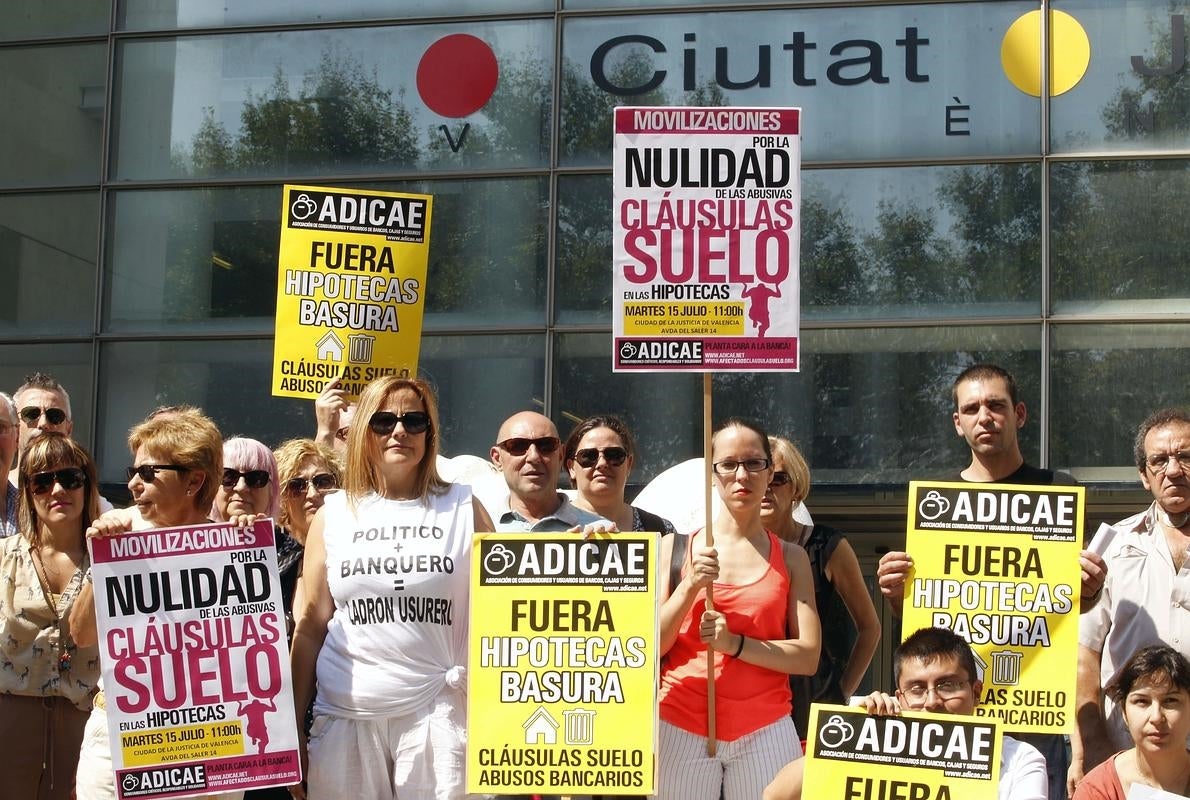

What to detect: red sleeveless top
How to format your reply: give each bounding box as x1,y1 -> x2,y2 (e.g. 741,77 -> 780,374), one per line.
659,530 -> 793,741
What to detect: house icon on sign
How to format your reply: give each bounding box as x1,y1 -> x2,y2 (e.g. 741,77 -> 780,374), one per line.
316,331 -> 345,361
522,706 -> 559,745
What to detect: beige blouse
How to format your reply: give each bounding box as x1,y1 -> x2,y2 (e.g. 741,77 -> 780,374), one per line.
0,534 -> 100,710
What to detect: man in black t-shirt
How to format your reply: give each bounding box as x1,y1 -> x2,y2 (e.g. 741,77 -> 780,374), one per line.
876,363 -> 1107,800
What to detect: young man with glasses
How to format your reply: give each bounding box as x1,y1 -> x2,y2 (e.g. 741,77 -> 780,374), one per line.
488,411 -> 607,532
1073,407 -> 1190,793
763,626 -> 1047,800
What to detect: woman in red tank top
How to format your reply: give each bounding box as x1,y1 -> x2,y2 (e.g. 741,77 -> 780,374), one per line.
657,418 -> 821,800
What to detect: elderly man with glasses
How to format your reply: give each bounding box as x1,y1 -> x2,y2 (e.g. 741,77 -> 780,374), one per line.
488,410 -> 607,532
1072,407 -> 1190,794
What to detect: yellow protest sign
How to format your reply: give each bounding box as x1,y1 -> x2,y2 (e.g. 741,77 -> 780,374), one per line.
272,184 -> 432,400
467,534 -> 657,796
902,481 -> 1084,734
803,704 -> 1001,800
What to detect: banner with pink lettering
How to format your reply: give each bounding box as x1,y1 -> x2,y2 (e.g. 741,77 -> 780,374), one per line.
612,106 -> 801,372
90,519 -> 300,799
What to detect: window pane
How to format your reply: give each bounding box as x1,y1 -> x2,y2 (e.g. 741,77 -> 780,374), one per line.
561,3 -> 1039,166
0,192 -> 98,334
0,1 -> 109,40
105,178 -> 548,333
1052,0 -> 1190,153
1050,323 -> 1190,480
0,44 -> 106,187
556,163 -> 1041,323
0,341 -> 94,452
554,327 -> 1041,486
113,22 -> 552,180
1051,160 -> 1190,314
118,0 -> 552,31
96,334 -> 544,483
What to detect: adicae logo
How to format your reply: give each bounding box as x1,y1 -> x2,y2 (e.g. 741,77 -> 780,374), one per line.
416,33 -> 499,117
1001,10 -> 1091,96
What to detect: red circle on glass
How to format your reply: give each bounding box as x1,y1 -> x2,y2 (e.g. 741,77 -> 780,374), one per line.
416,34 -> 499,118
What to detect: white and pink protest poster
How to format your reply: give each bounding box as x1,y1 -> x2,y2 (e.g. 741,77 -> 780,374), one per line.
90,520 -> 300,799
612,106 -> 801,372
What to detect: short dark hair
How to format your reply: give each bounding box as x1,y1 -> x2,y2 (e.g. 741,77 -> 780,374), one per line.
952,363 -> 1019,409
712,417 -> 773,462
1133,408 -> 1190,472
564,415 -> 636,463
894,626 -> 978,687
1106,644 -> 1190,705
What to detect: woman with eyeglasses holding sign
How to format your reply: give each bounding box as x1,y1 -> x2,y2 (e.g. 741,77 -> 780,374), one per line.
289,376 -> 493,800
564,415 -> 676,535
657,418 -> 820,800
72,410 -> 240,800
0,433 -> 102,800
762,436 -> 880,739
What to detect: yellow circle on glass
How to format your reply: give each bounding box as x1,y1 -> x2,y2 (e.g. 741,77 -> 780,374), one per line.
1001,10 -> 1091,96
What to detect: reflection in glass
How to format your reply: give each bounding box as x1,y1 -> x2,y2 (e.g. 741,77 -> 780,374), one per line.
0,43 -> 106,187
118,0 -> 552,31
561,3 -> 1039,166
105,178 -> 548,333
1051,160 -> 1190,313
1051,324 -> 1190,478
1052,0 -> 1190,153
555,327 -> 1040,485
556,163 -> 1041,323
113,21 -> 552,180
1,1 -> 108,39
0,193 -> 98,334
97,335 -> 544,483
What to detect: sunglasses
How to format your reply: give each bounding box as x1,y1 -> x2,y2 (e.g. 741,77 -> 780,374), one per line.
497,436 -> 561,456
20,406 -> 67,426
222,468 -> 272,489
769,471 -> 792,487
29,467 -> 86,495
286,473 -> 338,496
368,411 -> 431,436
574,446 -> 628,468
127,464 -> 188,482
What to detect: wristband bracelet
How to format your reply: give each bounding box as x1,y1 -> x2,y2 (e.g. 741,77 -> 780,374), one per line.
731,635 -> 745,658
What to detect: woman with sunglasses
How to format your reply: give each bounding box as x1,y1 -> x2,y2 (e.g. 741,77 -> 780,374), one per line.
0,433 -> 102,799
72,410 -> 239,800
211,437 -> 280,523
564,415 -> 676,535
290,376 -> 493,800
657,418 -> 820,800
762,436 -> 880,739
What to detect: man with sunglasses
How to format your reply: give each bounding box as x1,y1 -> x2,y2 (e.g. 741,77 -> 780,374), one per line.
10,372 -> 74,483
489,411 -> 607,532
0,392 -> 19,537
1072,407 -> 1190,795
763,626 -> 1047,800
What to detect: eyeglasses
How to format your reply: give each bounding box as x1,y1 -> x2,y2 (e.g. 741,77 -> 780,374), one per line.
712,458 -> 771,476
899,679 -> 969,702
286,473 -> 338,496
222,468 -> 271,489
368,411 -> 430,436
574,446 -> 628,468
29,467 -> 86,495
497,436 -> 561,456
127,464 -> 188,482
1146,451 -> 1190,475
769,471 -> 792,487
20,406 -> 67,426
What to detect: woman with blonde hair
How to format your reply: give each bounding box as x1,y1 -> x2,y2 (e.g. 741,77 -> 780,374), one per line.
0,433 -> 102,799
290,376 -> 492,800
763,435 -> 880,736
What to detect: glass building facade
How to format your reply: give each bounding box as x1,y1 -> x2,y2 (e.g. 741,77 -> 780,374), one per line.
2,0 -> 1186,518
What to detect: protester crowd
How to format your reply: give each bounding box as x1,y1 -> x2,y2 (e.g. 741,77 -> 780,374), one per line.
0,365 -> 1187,800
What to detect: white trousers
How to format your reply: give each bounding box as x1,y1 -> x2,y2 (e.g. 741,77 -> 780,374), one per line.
307,692 -> 467,800
75,705 -> 242,800
657,717 -> 800,800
